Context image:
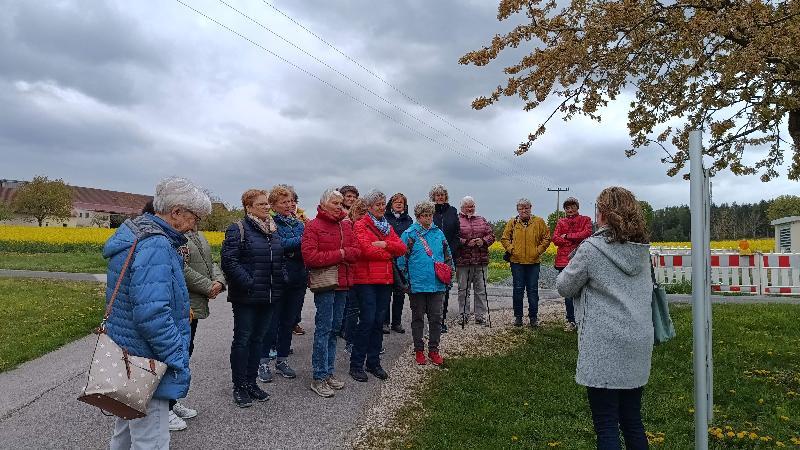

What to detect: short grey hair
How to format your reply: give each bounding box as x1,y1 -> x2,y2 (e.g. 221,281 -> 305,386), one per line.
362,189 -> 386,207
516,198 -> 532,208
414,200 -> 435,218
460,196 -> 475,208
428,184 -> 448,202
320,188 -> 343,205
153,177 -> 212,218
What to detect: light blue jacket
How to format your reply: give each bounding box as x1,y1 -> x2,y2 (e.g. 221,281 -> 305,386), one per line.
102,214 -> 191,400
398,223 -> 454,294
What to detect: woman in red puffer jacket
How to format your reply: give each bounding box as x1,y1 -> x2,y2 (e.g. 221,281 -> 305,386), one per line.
349,190 -> 406,383
552,197 -> 593,331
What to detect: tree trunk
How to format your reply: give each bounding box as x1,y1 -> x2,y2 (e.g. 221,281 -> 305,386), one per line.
790,109 -> 800,148
37,217 -> 44,227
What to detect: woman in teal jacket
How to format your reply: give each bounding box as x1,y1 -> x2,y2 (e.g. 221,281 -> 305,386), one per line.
397,201 -> 454,367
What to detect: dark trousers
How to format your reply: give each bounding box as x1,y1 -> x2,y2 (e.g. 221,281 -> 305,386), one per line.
343,288 -> 360,344
555,267 -> 575,323
262,285 -> 306,359
230,303 -> 273,387
384,285 -> 405,326
441,287 -> 451,323
409,292 -> 443,352
511,263 -> 540,320
586,387 -> 648,450
349,284 -> 391,370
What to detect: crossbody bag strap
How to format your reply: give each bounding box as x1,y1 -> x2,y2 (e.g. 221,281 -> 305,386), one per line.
415,231 -> 434,257
101,238 -> 139,329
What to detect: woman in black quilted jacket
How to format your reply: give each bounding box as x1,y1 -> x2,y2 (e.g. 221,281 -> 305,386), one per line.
221,189 -> 285,408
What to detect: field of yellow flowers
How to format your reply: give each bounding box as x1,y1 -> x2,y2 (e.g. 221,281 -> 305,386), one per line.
0,225 -> 225,253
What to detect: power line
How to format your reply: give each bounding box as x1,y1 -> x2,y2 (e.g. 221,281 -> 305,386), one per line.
220,0 -> 547,187
174,0 -> 533,183
261,0 -> 552,186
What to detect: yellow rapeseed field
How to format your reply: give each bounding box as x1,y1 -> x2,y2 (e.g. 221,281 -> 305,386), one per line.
489,239 -> 776,254
0,225 -> 225,249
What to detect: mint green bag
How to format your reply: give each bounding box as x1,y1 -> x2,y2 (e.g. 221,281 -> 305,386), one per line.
651,264 -> 676,344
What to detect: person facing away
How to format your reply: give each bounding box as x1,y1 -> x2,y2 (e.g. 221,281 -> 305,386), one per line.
551,196 -> 593,332
556,186 -> 653,450
104,176 -> 211,450
500,198 -> 551,327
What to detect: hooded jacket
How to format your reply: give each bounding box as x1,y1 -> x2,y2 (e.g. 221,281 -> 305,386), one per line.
183,230 -> 226,320
102,214 -> 191,400
397,222 -> 454,294
433,202 -> 460,257
552,214 -> 593,268
301,206 -> 360,289
221,215 -> 286,305
455,213 -> 495,266
500,216 -> 551,264
555,228 -> 654,389
385,196 -> 413,237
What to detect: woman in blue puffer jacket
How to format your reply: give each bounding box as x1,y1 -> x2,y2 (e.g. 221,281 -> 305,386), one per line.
222,189 -> 286,408
104,177 -> 211,450
397,200 -> 455,367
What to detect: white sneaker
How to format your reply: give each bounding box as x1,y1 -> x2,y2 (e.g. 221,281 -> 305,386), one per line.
172,402 -> 198,419
168,410 -> 188,431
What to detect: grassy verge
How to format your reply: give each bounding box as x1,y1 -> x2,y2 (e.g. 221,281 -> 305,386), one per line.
0,278 -> 105,372
392,304 -> 800,449
0,251 -> 108,273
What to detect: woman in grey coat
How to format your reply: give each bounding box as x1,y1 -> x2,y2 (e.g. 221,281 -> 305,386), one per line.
556,186 -> 653,450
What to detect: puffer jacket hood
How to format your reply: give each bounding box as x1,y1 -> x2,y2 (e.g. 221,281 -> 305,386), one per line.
103,214 -> 187,259
583,228 -> 650,276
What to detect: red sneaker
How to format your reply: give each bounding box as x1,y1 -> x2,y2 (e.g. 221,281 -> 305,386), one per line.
415,351 -> 427,365
428,351 -> 444,366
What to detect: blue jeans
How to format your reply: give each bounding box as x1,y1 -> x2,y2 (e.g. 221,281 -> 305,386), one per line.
349,284 -> 391,370
343,288 -> 360,344
263,285 -> 306,359
511,263 -> 540,320
311,289 -> 347,380
556,267 -> 575,323
586,387 -> 648,450
230,303 -> 273,387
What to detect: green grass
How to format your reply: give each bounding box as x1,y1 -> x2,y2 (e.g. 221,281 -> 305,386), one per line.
0,246 -> 222,274
387,304 -> 800,449
0,278 -> 105,372
0,251 -> 108,273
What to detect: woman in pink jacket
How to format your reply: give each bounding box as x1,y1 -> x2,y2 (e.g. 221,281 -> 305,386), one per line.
551,197 -> 593,331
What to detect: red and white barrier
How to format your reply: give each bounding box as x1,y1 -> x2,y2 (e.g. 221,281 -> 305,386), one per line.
653,252 -> 800,296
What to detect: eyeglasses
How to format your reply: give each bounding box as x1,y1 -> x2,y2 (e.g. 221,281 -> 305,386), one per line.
185,209 -> 201,222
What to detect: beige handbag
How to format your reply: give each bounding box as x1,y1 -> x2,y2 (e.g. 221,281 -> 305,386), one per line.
308,222 -> 344,293
78,238 -> 168,419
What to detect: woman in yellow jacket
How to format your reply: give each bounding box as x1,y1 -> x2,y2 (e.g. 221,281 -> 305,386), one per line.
501,198 -> 551,327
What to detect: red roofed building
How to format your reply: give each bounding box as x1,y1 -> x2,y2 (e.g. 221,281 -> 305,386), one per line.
0,179 -> 152,227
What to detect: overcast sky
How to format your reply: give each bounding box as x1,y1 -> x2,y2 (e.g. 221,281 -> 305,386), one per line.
1,0 -> 796,221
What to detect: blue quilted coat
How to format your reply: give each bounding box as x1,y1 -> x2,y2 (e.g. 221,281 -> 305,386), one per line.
397,222 -> 455,294
221,216 -> 286,304
273,214 -> 307,287
102,214 -> 191,400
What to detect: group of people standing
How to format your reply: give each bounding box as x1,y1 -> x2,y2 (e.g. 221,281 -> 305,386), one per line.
102,176 -> 653,450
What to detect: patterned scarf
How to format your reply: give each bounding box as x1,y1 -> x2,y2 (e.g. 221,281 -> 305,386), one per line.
248,213 -> 277,234
369,212 -> 391,235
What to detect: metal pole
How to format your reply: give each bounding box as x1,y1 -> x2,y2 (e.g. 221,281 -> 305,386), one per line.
690,129 -> 709,450
704,174 -> 714,423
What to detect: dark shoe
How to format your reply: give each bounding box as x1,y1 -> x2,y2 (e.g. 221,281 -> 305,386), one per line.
349,368 -> 368,382
514,317 -> 523,327
366,365 -> 389,380
293,324 -> 306,335
529,318 -> 539,328
475,317 -> 486,325
275,360 -> 297,379
245,383 -> 270,402
257,362 -> 273,383
440,323 -> 448,334
391,324 -> 406,333
233,386 -> 253,408
382,324 -> 390,334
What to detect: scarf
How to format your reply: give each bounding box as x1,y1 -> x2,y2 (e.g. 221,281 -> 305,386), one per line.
369,212 -> 391,235
248,213 -> 277,234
